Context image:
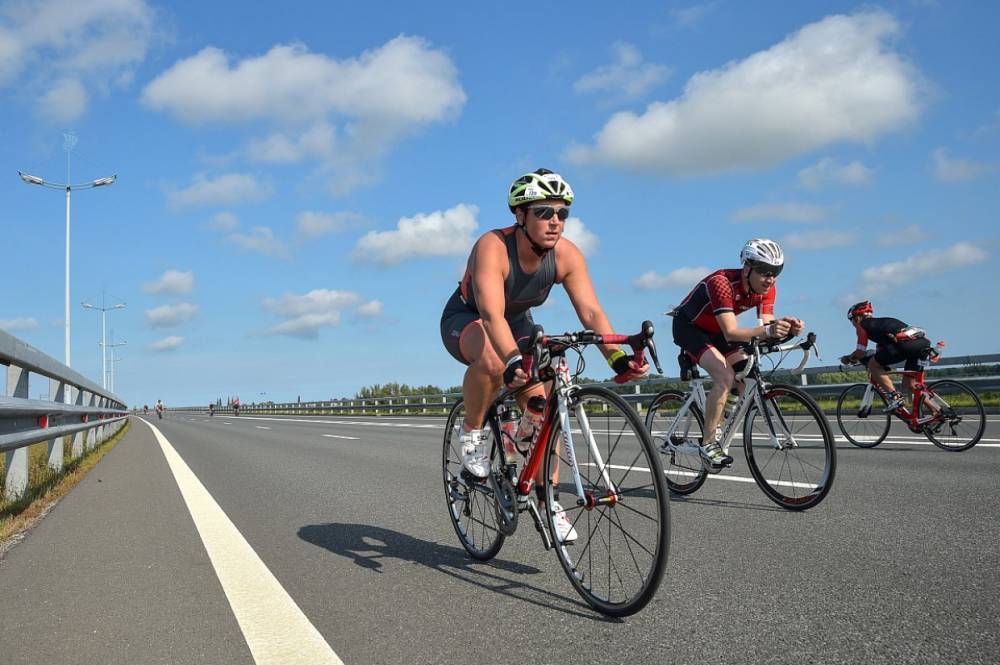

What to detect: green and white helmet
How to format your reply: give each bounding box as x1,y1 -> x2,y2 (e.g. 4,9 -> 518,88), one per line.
508,168 -> 574,212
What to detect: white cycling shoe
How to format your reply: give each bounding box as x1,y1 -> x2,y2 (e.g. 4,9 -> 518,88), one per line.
460,429 -> 490,479
550,501 -> 578,544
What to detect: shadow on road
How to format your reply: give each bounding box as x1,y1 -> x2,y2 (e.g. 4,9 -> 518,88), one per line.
299,522 -> 618,621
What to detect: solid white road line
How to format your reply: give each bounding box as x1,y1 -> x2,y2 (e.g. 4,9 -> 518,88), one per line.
140,418 -> 344,665
254,426 -> 271,430
322,434 -> 359,440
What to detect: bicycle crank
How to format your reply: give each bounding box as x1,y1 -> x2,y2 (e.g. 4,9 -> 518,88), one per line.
489,471 -> 518,536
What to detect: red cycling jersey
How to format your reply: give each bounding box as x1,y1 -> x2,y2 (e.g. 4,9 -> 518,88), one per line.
675,268 -> 775,334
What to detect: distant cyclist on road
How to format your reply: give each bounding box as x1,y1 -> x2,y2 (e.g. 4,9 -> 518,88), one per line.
143,404 -> 148,416
232,396 -> 241,416
209,403 -> 215,417
669,239 -> 804,472
155,399 -> 164,419
840,301 -> 939,412
440,168 -> 647,543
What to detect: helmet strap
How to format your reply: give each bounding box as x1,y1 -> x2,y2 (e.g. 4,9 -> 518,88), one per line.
517,214 -> 550,257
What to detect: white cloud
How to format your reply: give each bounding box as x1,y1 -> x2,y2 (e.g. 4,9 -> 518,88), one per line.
634,266 -> 710,291
781,230 -> 857,250
567,11 -> 921,176
263,289 -> 362,339
145,303 -> 199,329
573,42 -> 670,101
208,211 -> 240,232
0,0 -> 158,122
848,242 -> 988,300
296,210 -> 363,238
225,226 -> 289,260
798,158 -> 873,189
37,78 -> 87,123
562,217 -> 599,256
0,317 -> 39,332
149,335 -> 184,352
670,3 -> 719,28
354,203 -> 478,267
731,202 -> 828,223
877,224 -> 928,247
932,148 -> 996,183
142,37 -> 466,195
168,173 -> 273,209
143,269 -> 194,295
356,300 -> 383,318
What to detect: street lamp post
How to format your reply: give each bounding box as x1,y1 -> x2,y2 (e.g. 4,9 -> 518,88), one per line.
18,144 -> 115,368
106,336 -> 127,393
81,298 -> 126,390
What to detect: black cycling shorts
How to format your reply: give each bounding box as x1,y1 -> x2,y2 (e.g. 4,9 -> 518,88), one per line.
672,317 -> 742,363
440,291 -> 535,365
872,338 -> 932,372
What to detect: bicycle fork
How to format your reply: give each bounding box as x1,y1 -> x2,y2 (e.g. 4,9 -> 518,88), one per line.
560,388 -> 619,509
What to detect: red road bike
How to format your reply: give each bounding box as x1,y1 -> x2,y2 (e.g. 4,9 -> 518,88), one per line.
836,363 -> 985,451
442,322 -> 671,617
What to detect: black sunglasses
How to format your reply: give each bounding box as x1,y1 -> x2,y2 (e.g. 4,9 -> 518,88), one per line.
749,261 -> 783,278
528,205 -> 570,221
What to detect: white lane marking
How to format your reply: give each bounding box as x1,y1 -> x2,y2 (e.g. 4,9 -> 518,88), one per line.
583,461 -> 817,489
139,418 -> 344,665
322,434 -> 359,440
255,426 -> 271,430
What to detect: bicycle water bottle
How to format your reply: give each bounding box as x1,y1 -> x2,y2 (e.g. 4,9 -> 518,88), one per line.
723,389 -> 740,420
514,395 -> 546,455
499,407 -> 519,463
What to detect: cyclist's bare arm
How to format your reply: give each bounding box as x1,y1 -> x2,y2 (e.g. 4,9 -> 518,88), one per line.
557,239 -> 641,369
717,311 -> 778,343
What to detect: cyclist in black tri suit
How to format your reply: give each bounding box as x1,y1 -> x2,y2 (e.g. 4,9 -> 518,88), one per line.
441,168 -> 647,543
841,301 -> 937,411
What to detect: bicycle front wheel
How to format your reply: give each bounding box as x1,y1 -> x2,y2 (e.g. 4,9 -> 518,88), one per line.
645,390 -> 708,494
544,386 -> 670,617
836,383 -> 891,448
922,380 -> 986,452
442,400 -> 505,560
743,385 -> 836,510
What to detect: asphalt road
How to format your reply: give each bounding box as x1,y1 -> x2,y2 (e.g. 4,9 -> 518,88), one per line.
1,412 -> 998,664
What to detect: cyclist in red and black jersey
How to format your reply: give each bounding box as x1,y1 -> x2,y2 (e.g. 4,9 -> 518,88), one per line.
672,239 -> 804,472
840,301 -> 936,411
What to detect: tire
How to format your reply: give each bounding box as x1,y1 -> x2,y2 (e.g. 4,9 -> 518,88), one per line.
645,390 -> 708,494
922,380 -> 986,452
543,386 -> 670,617
442,399 -> 505,560
743,385 -> 836,511
836,383 -> 891,448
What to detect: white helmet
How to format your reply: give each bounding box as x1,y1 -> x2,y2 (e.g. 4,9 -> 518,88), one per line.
740,238 -> 784,273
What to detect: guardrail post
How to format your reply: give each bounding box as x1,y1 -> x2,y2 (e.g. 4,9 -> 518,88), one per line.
72,387 -> 85,457
422,397 -> 427,414
87,392 -> 97,451
801,373 -> 808,386
634,384 -> 642,415
3,364 -> 30,501
47,379 -> 65,473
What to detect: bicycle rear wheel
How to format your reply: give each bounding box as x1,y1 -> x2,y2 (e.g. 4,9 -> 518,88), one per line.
544,386 -> 670,617
743,385 -> 836,510
442,400 -> 505,560
921,380 -> 986,452
836,383 -> 891,448
645,390 -> 708,494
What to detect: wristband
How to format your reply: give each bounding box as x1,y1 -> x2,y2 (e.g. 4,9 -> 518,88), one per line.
607,350 -> 626,369
505,354 -> 522,369
503,354 -> 523,386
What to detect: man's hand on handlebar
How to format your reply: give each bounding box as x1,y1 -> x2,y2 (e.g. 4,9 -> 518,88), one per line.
611,352 -> 649,382
782,316 -> 805,336
503,354 -> 529,388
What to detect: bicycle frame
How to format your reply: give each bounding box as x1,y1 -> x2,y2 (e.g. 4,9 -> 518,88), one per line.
496,354 -> 617,508
856,369 -> 942,431
662,336 -> 815,457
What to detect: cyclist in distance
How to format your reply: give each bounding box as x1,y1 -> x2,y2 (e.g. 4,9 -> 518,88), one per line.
840,301 -> 938,412
209,402 -> 215,417
233,396 -> 240,416
155,399 -> 164,419
440,168 -> 648,542
670,238 -> 804,472
143,404 -> 148,415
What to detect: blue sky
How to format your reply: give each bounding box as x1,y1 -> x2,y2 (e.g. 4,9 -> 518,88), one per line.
2,1 -> 998,406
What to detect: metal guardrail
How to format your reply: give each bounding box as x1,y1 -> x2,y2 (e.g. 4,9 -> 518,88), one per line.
1,330 -> 127,501
179,354 -> 999,418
